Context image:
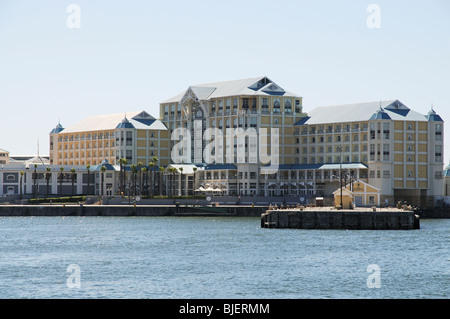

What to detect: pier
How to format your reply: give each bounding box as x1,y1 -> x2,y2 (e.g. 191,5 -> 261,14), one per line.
261,207 -> 420,230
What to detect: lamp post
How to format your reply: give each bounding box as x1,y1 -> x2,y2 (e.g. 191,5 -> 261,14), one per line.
338,145 -> 343,208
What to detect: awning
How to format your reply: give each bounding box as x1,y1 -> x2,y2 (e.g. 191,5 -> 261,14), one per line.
319,163 -> 368,170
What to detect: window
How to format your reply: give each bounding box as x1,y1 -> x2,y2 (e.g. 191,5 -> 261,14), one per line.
370,123 -> 376,139
126,150 -> 132,161
436,124 -> 442,141
369,196 -> 375,205
370,144 -> 375,161
369,171 -> 375,178
295,100 -> 301,113
383,144 -> 390,161
273,99 -> 281,113
383,122 -> 390,139
242,98 -> 249,110
126,131 -> 133,146
435,145 -> 442,163
262,98 -> 269,112
284,99 -> 292,113
383,170 -> 390,178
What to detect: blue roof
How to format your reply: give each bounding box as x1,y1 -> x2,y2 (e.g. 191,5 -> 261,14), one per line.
294,117 -> 311,126
369,108 -> 392,120
93,160 -> 116,171
268,164 -> 323,170
50,123 -> 64,134
427,109 -> 443,122
116,118 -> 135,129
205,164 -> 237,170
134,118 -> 156,126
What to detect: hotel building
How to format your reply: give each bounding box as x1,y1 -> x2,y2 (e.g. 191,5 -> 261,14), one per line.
159,77 -> 444,207
42,76 -> 444,207
50,111 -> 170,167
293,100 -> 444,207
160,76 -> 305,196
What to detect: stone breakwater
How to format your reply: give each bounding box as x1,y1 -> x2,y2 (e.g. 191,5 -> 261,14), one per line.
0,205 -> 266,217
261,208 -> 420,230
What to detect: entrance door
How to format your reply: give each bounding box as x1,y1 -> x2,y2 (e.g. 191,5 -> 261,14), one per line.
355,196 -> 363,207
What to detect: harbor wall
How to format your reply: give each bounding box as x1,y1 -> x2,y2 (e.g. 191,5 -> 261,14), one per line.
261,210 -> 420,230
0,205 -> 266,217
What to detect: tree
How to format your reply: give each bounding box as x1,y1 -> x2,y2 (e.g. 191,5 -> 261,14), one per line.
167,167 -> 178,197
137,162 -> 143,195
100,166 -> 106,196
148,162 -> 155,196
192,167 -> 198,195
119,158 -> 128,195
159,166 -> 165,196
70,168 -> 76,196
59,167 -> 64,196
33,164 -> 37,198
130,164 -> 137,197
86,164 -> 91,195
45,167 -> 51,198
141,167 -> 148,195
19,171 -> 24,199
179,167 -> 184,196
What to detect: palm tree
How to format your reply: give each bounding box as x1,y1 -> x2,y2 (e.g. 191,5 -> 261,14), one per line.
137,162 -> 143,195
159,166 -> 165,196
148,162 -> 155,196
192,167 -> 197,195
86,164 -> 91,195
45,167 -> 51,198
179,167 -> 184,196
100,166 -> 106,196
19,171 -> 24,199
168,167 -> 178,197
70,168 -> 76,196
130,164 -> 137,197
59,167 -> 64,196
118,158 -> 127,195
33,164 -> 37,198
141,167 -> 148,195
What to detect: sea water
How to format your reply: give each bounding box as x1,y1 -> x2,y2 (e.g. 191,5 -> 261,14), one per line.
0,216 -> 448,299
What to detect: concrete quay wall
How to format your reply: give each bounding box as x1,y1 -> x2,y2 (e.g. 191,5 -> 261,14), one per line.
261,210 -> 420,230
0,205 -> 266,217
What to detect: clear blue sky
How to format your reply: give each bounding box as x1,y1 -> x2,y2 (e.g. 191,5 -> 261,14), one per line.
1,0 -> 449,164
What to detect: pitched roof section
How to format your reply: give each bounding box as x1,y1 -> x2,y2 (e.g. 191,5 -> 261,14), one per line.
426,108 -> 443,122
62,111 -> 167,133
50,123 -> 65,134
162,76 -> 301,103
298,100 -> 428,125
369,107 -> 392,120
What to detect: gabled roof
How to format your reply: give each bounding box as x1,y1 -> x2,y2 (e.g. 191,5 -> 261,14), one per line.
297,100 -> 428,125
62,111 -> 167,133
162,76 -> 302,104
369,107 -> 392,120
50,123 -> 65,134
426,108 -> 443,122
